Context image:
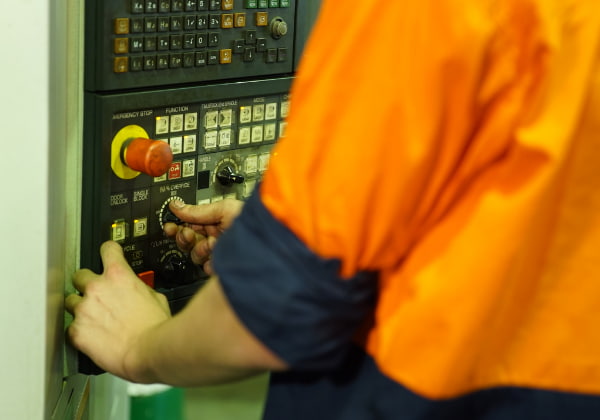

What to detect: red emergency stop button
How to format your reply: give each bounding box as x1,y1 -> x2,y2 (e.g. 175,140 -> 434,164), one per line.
123,138 -> 173,177
137,270 -> 155,288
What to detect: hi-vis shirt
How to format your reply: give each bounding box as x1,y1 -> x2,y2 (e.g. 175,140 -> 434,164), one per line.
213,0 -> 600,418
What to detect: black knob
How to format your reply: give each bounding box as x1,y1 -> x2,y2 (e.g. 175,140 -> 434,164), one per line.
162,206 -> 183,226
216,166 -> 244,186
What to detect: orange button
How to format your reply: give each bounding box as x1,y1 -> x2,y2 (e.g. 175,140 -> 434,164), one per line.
113,57 -> 129,73
234,13 -> 246,27
123,138 -> 173,177
220,49 -> 232,64
256,11 -> 268,26
137,271 -> 155,288
221,14 -> 234,28
114,18 -> 130,34
114,38 -> 129,54
222,0 -> 234,10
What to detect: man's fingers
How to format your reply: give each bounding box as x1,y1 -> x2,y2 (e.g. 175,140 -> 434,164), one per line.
72,268 -> 97,293
169,199 -> 224,225
65,293 -> 83,314
99,240 -> 129,270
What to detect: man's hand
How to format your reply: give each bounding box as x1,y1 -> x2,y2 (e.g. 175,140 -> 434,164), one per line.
65,241 -> 171,381
163,199 -> 243,274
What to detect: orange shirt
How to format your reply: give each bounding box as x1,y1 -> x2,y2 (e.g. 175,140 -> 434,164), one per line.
261,0 -> 600,399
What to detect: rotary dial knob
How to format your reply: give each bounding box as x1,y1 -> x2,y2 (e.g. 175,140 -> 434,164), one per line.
216,165 -> 244,186
270,17 -> 288,39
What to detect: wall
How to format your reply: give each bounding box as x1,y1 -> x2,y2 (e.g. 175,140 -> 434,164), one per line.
0,0 -> 52,418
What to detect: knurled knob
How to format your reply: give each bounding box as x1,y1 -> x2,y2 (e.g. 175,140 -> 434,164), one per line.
122,138 -> 173,177
270,17 -> 288,39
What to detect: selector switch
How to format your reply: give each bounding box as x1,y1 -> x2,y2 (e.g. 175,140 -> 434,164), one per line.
159,196 -> 185,230
216,165 -> 245,186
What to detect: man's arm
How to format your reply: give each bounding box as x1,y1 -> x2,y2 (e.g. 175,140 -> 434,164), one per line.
66,240 -> 287,386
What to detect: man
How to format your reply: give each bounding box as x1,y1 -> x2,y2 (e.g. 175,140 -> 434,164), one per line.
66,0 -> 600,418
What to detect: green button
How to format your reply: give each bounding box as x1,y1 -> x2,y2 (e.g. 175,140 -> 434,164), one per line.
245,0 -> 258,8
280,0 -> 289,6
258,0 -> 268,7
269,0 -> 279,7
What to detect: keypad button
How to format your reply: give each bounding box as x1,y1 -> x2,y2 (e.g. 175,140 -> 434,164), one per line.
255,11 -> 268,26
185,0 -> 198,11
171,16 -> 183,31
207,50 -> 219,64
245,30 -> 257,44
114,38 -> 129,54
183,52 -> 195,67
145,17 -> 157,32
233,39 -> 245,53
131,18 -> 144,33
222,14 -> 234,28
198,0 -> 209,10
146,0 -> 158,12
265,48 -> 277,63
114,18 -> 130,35
157,54 -> 170,69
114,57 -> 129,73
234,13 -> 246,27
131,37 -> 144,52
183,34 -> 196,48
209,14 -> 221,28
208,32 -> 220,47
158,17 -> 170,31
209,0 -> 222,10
131,56 -> 144,71
158,36 -> 170,50
197,15 -> 208,29
220,49 -> 232,64
170,54 -> 183,68
196,33 -> 208,47
245,0 -> 257,8
195,51 -> 207,66
144,36 -> 157,51
170,34 -> 183,49
243,47 -> 254,62
280,0 -> 289,6
172,0 -> 184,12
158,0 -> 170,12
268,0 -> 279,7
184,15 -> 197,30
222,0 -> 234,10
132,1 -> 145,13
144,56 -> 157,70
256,37 -> 267,52
277,47 -> 287,62
258,0 -> 268,7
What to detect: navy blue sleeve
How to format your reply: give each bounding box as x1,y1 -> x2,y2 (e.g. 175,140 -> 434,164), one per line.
212,187 -> 377,371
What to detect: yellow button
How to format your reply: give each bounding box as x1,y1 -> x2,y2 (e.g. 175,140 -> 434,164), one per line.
221,14 -> 234,28
114,38 -> 129,54
220,49 -> 232,64
256,11 -> 268,26
222,0 -> 234,10
114,18 -> 130,34
234,13 -> 246,27
114,57 -> 129,73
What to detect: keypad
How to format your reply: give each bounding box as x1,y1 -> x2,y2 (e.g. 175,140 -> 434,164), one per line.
112,0 -> 291,74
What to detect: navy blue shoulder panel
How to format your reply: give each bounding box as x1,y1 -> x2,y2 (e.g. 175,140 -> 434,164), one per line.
264,344 -> 600,420
212,188 -> 377,371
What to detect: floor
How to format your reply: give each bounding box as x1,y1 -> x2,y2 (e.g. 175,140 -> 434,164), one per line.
183,374 -> 269,420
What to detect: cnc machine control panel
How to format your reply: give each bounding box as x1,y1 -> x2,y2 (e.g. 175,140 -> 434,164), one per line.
87,0 -> 297,91
82,78 -> 292,312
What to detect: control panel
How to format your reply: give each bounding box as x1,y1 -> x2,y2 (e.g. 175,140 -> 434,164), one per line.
82,78 -> 292,312
86,0 -> 298,91
79,0 -> 321,374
